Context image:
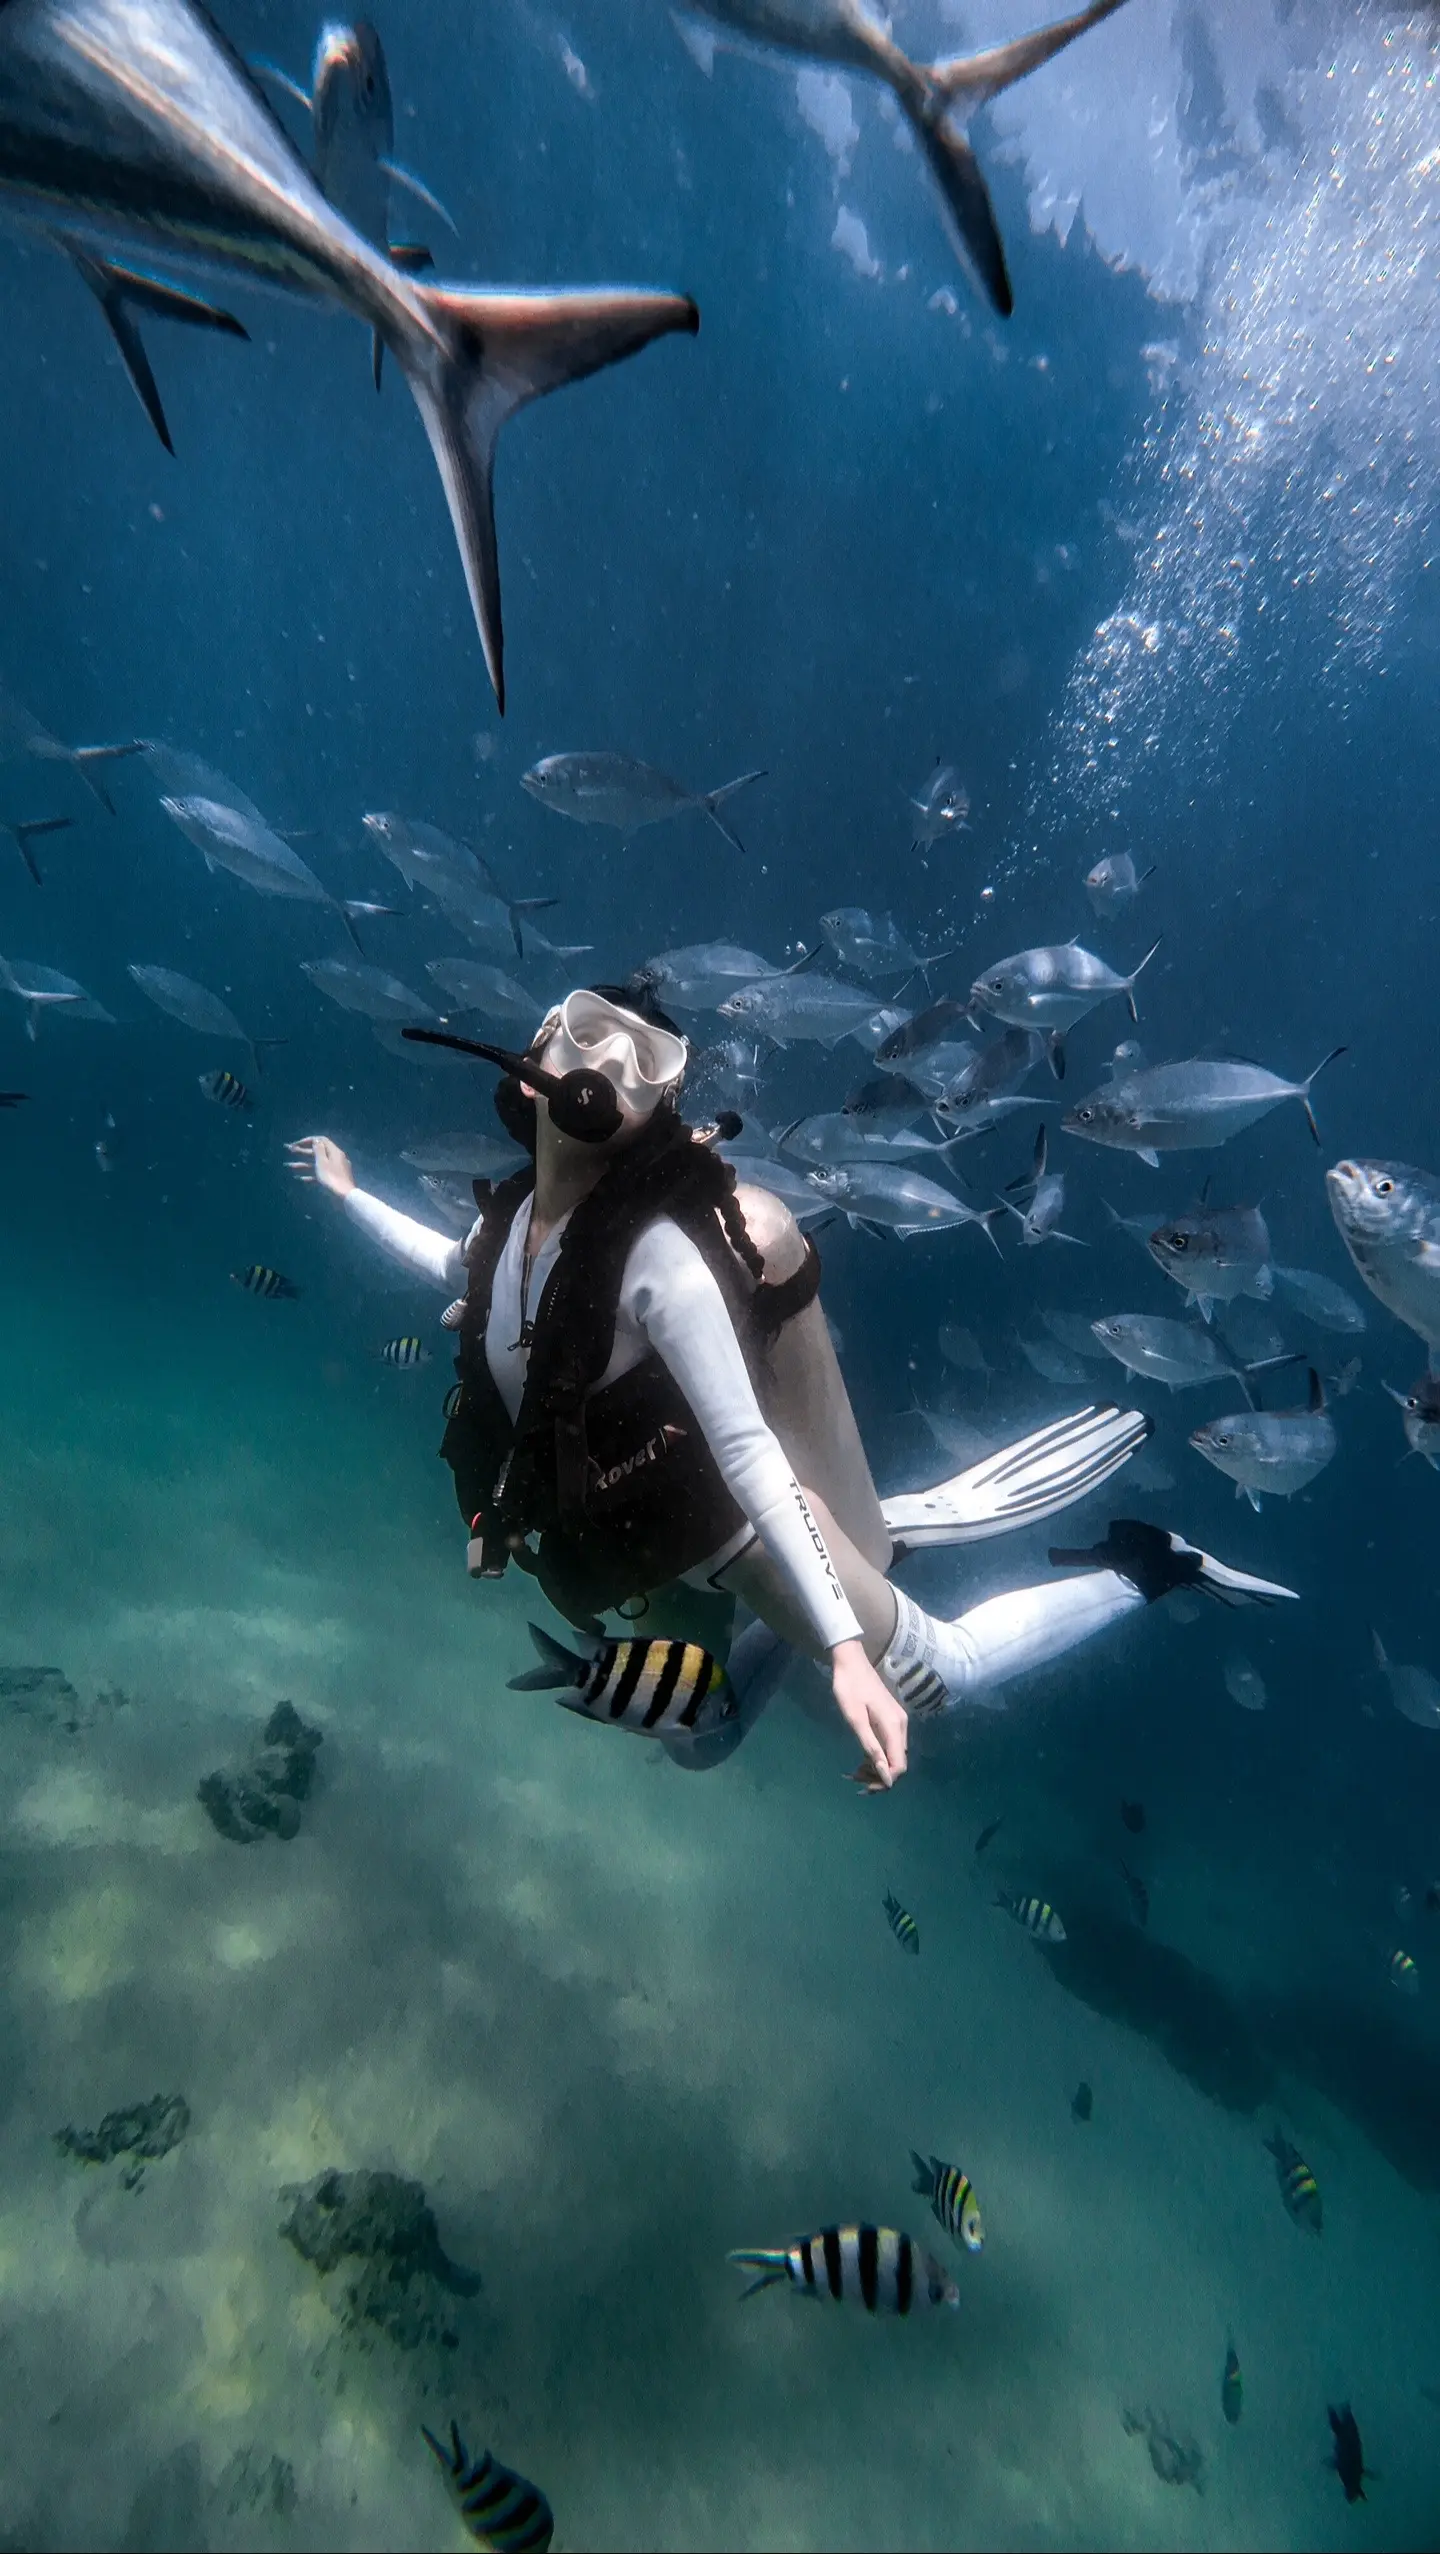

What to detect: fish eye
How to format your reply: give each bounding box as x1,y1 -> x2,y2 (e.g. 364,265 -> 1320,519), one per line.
1376,1177 -> 1394,1195
1170,1233 -> 1187,1250
1075,1107 -> 1092,1123
988,977 -> 1004,992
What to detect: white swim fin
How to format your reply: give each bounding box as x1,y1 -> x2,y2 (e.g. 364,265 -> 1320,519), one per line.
882,1403 -> 1152,1549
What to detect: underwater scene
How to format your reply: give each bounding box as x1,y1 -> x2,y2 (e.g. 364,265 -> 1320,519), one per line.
2,1 -> 1440,2547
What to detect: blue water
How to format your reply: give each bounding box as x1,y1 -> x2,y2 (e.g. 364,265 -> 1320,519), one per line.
2,3 -> 1440,2546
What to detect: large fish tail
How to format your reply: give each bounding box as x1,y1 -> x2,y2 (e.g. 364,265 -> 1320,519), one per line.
909,2149 -> 936,2198
727,2249 -> 788,2299
700,769 -> 766,856
1299,1044 -> 1348,1144
1125,937 -> 1163,1021
397,286 -> 698,712
914,0 -> 1131,314
507,1622 -> 586,1691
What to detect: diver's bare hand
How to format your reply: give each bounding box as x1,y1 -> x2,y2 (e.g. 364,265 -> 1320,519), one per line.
286,1135 -> 354,1198
830,1638 -> 908,1791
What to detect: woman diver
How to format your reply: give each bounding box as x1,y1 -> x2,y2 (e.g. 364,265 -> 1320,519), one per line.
288,984 -> 1295,1788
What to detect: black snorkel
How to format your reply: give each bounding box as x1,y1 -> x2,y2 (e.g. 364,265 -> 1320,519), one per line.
401,1027 -> 623,1143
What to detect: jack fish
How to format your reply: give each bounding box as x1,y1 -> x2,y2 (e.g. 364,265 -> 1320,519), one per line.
1066,1050 -> 1347,1161
0,0 -> 697,705
1189,1371 -> 1336,1511
1326,1158 -> 1440,1348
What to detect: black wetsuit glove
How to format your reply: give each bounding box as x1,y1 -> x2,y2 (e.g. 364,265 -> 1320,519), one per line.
1048,1519 -> 1204,1604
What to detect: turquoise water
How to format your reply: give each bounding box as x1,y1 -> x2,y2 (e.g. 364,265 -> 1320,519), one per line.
4,3 -> 1440,2547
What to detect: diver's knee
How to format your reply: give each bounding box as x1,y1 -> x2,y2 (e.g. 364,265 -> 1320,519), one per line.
733,1181 -> 808,1282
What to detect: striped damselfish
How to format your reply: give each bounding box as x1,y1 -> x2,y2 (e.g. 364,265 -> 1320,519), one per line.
729,2224 -> 959,2313
231,1263 -> 300,1300
883,1888 -> 920,1954
910,2151 -> 984,2253
422,2423 -> 554,2552
1265,2128 -> 1322,2232
995,1889 -> 1067,1943
379,1335 -> 431,1367
508,1623 -> 734,1738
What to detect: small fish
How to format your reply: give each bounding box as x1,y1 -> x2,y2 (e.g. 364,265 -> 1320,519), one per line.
1189,1370 -> 1337,1510
808,1161 -> 1002,1243
1222,2337 -> 1243,2426
162,795 -> 377,948
303,957 -> 438,1023
718,971 -> 887,1047
931,1026 -> 1045,1115
1270,1262 -> 1367,1334
380,1335 -> 432,1368
508,1624 -> 734,1740
522,752 -> 763,854
231,1264 -> 300,1300
426,960 -> 536,1029
1265,2128 -> 1322,2232
1120,1798 -> 1145,1833
1328,1157 -> 1440,1349
1120,1861 -> 1149,1926
1085,851 -> 1155,912
1223,1656 -> 1267,1713
995,1890 -> 1066,1943
1383,1371 -> 1440,1468
0,1091 -> 26,1107
1001,1122 -> 1083,1246
909,762 -> 970,850
729,2224 -> 958,2312
939,1322 -> 990,1376
876,997 -> 974,1063
1067,1050 -> 1347,1163
819,907 -> 919,978
974,1815 -> 1004,1855
1327,2403 -> 1371,2505
198,1067 -> 252,1110
1372,1629 -> 1440,1731
1389,1948 -> 1419,1997
909,2151 -> 984,2253
883,1888 -> 920,1954
1070,2080 -> 1093,2123
1147,1200 -> 1273,1320
968,938 -> 1160,1047
635,942 -> 783,1010
129,963 -> 279,1075
422,2423 -> 554,2553
1090,1313 -> 1276,1396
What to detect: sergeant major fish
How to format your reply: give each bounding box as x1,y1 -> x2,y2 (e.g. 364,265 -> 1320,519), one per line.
232,1264 -> 300,1300
1326,1158 -> 1440,1349
729,2223 -> 959,2312
508,1624 -> 735,1740
1066,1050 -> 1347,1163
909,2151 -> 984,2252
995,1889 -> 1066,1942
522,753 -> 764,854
422,2423 -> 554,2553
1265,2128 -> 1322,2231
380,1335 -> 431,1367
691,1 -> 1129,316
883,1888 -> 919,1953
0,0 -> 698,707
199,1068 -> 251,1110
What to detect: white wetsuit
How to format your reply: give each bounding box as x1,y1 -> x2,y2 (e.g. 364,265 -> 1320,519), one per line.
346,1188 -> 864,1654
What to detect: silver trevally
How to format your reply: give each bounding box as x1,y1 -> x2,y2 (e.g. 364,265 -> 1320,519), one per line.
1002,1125 -> 1081,1247
0,0 -> 697,707
522,754 -> 764,855
1065,1049 -> 1348,1164
931,1027 -> 1044,1115
362,813 -> 554,958
1039,1307 -> 1112,1364
777,1114 -> 956,1168
717,1148 -> 832,1227
968,938 -> 1161,1044
896,1040 -> 978,1101
1015,1331 -> 1086,1385
819,909 -> 919,978
1223,1656 -> 1267,1713
0,685 -> 141,813
908,1396 -> 993,1465
303,959 -> 436,1023
1189,1372 -> 1336,1510
691,0 -> 1129,314
401,1135 -> 528,1179
1372,1629 -> 1440,1732
128,964 -> 278,1074
1084,851 -> 1155,914
1090,1313 -> 1286,1396
140,742 -> 271,827
875,996 -> 974,1063
808,1162 -> 1001,1244
0,955 -> 113,1037
426,960 -> 537,1029
1147,1202 -> 1273,1321
161,795 -> 377,949
840,1070 -> 929,1128
909,763 -> 970,852
1326,1159 -> 1440,1348
1383,1371 -> 1440,1470
938,1321 -> 990,1375
636,944 -> 784,1010
1270,1264 -> 1367,1335
717,972 -> 886,1047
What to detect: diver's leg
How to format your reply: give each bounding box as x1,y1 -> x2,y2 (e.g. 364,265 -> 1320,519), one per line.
734,1183 -> 891,1568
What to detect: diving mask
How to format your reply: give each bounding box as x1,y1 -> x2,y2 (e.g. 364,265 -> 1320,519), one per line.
536,988 -> 688,1122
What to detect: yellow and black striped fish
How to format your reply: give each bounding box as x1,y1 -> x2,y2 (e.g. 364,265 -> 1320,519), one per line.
995,1889 -> 1067,1943
730,2224 -> 959,2313
231,1263 -> 300,1300
508,1623 -> 734,1738
1265,2129 -> 1322,2232
422,2423 -> 553,2553
910,2150 -> 984,2253
379,1335 -> 432,1367
883,1888 -> 920,1955
199,1067 -> 251,1110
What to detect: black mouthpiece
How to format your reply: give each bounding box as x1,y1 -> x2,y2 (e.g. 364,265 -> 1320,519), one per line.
401,1027 -> 622,1143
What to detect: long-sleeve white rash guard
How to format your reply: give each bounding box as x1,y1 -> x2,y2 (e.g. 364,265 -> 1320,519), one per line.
345,1188 -> 864,1653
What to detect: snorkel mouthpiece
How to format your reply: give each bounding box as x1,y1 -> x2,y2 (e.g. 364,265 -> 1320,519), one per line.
400,1027 -> 623,1142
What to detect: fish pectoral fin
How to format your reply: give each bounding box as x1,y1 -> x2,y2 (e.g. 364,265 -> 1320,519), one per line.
380,158 -> 460,235
931,0 -> 1129,113
387,243 -> 437,274
1137,1148 -> 1160,1169
402,285 -> 698,710
62,241 -> 247,457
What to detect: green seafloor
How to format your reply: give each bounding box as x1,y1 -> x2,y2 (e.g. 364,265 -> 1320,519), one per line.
3,1232 -> 1440,2553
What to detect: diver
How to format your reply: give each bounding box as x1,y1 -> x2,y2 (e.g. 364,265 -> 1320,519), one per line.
288,985 -> 1296,1788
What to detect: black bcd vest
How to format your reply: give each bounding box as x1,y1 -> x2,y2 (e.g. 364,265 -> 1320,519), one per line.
438,1126 -> 819,1626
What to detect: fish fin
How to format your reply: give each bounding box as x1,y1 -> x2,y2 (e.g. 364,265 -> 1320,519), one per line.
388,243 -> 437,274
5,815 -> 71,885
1046,1029 -> 1066,1080
1195,1295 -> 1214,1324
247,1036 -> 288,1079
510,894 -> 559,958
1138,862 -> 1158,883
1252,1263 -> 1274,1298
400,284 -> 698,711
1032,1122 -> 1048,1179
1244,1486 -> 1262,1512
64,241 -> 247,456
379,158 -> 460,235
1137,1148 -> 1160,1169
700,769 -> 766,855
909,2149 -> 936,2196
371,329 -> 384,394
1307,1367 -> 1326,1415
247,57 -> 313,112
1125,937 -> 1162,1020
508,1667 -> 572,1690
1301,1043 -> 1348,1141
1051,1227 -> 1088,1246
857,1217 -> 895,1241
68,739 -> 144,817
897,96 -> 1012,315
784,942 -> 822,974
